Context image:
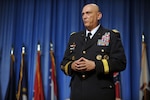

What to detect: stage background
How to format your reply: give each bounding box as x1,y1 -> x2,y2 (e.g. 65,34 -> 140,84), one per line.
0,0 -> 150,100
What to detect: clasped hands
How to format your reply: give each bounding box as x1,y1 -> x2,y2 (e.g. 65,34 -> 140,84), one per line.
71,57 -> 95,72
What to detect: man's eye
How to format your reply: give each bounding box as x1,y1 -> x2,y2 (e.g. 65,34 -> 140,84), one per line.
86,12 -> 91,14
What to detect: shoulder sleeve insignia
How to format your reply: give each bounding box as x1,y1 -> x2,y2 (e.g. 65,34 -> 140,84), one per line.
112,29 -> 120,34
70,32 -> 76,35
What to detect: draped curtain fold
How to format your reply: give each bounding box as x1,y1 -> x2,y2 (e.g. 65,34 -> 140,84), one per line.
0,0 -> 150,100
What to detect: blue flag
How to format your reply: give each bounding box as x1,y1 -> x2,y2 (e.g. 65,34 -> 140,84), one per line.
5,48 -> 16,100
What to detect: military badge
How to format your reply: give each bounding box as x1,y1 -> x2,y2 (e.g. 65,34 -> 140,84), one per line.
103,55 -> 109,60
70,42 -> 76,50
96,55 -> 102,60
97,39 -> 101,46
97,32 -> 110,46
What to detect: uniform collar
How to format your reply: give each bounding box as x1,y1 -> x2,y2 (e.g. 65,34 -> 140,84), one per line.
86,24 -> 100,38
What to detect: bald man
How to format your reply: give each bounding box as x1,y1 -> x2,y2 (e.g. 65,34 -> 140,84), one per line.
61,4 -> 126,100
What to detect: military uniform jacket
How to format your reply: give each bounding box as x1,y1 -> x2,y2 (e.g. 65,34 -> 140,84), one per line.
61,25 -> 126,100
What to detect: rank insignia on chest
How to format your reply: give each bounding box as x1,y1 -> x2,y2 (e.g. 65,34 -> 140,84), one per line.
70,42 -> 76,50
97,32 -> 110,46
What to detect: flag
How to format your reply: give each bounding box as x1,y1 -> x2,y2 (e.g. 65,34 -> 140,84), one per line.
113,72 -> 122,100
5,48 -> 16,100
140,35 -> 150,100
16,46 -> 28,100
33,44 -> 45,100
49,43 -> 58,100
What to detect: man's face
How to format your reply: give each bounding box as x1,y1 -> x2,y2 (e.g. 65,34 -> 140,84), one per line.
82,5 -> 102,30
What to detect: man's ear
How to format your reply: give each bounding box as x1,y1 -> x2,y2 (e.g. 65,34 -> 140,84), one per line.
97,12 -> 102,20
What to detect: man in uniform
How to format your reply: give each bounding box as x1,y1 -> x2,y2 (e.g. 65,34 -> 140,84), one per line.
61,3 -> 126,100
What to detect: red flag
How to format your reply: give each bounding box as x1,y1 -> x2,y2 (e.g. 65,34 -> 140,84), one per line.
33,44 -> 45,100
50,43 -> 58,100
140,37 -> 150,100
113,72 -> 122,100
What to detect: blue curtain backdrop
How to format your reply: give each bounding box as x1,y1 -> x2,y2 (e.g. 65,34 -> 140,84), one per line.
0,0 -> 150,100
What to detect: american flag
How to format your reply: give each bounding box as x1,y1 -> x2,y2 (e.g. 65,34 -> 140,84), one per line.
50,43 -> 58,100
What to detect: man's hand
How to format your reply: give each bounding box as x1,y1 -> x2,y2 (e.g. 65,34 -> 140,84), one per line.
71,57 -> 95,72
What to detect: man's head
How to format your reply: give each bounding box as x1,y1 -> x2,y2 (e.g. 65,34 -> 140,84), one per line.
82,4 -> 102,31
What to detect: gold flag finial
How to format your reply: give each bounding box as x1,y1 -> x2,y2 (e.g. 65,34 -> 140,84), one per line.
22,46 -> 25,54
142,34 -> 144,42
11,47 -> 14,55
50,43 -> 53,51
37,43 -> 40,51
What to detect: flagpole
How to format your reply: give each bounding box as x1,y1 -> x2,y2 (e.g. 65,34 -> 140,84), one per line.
142,34 -> 146,100
142,34 -> 147,100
